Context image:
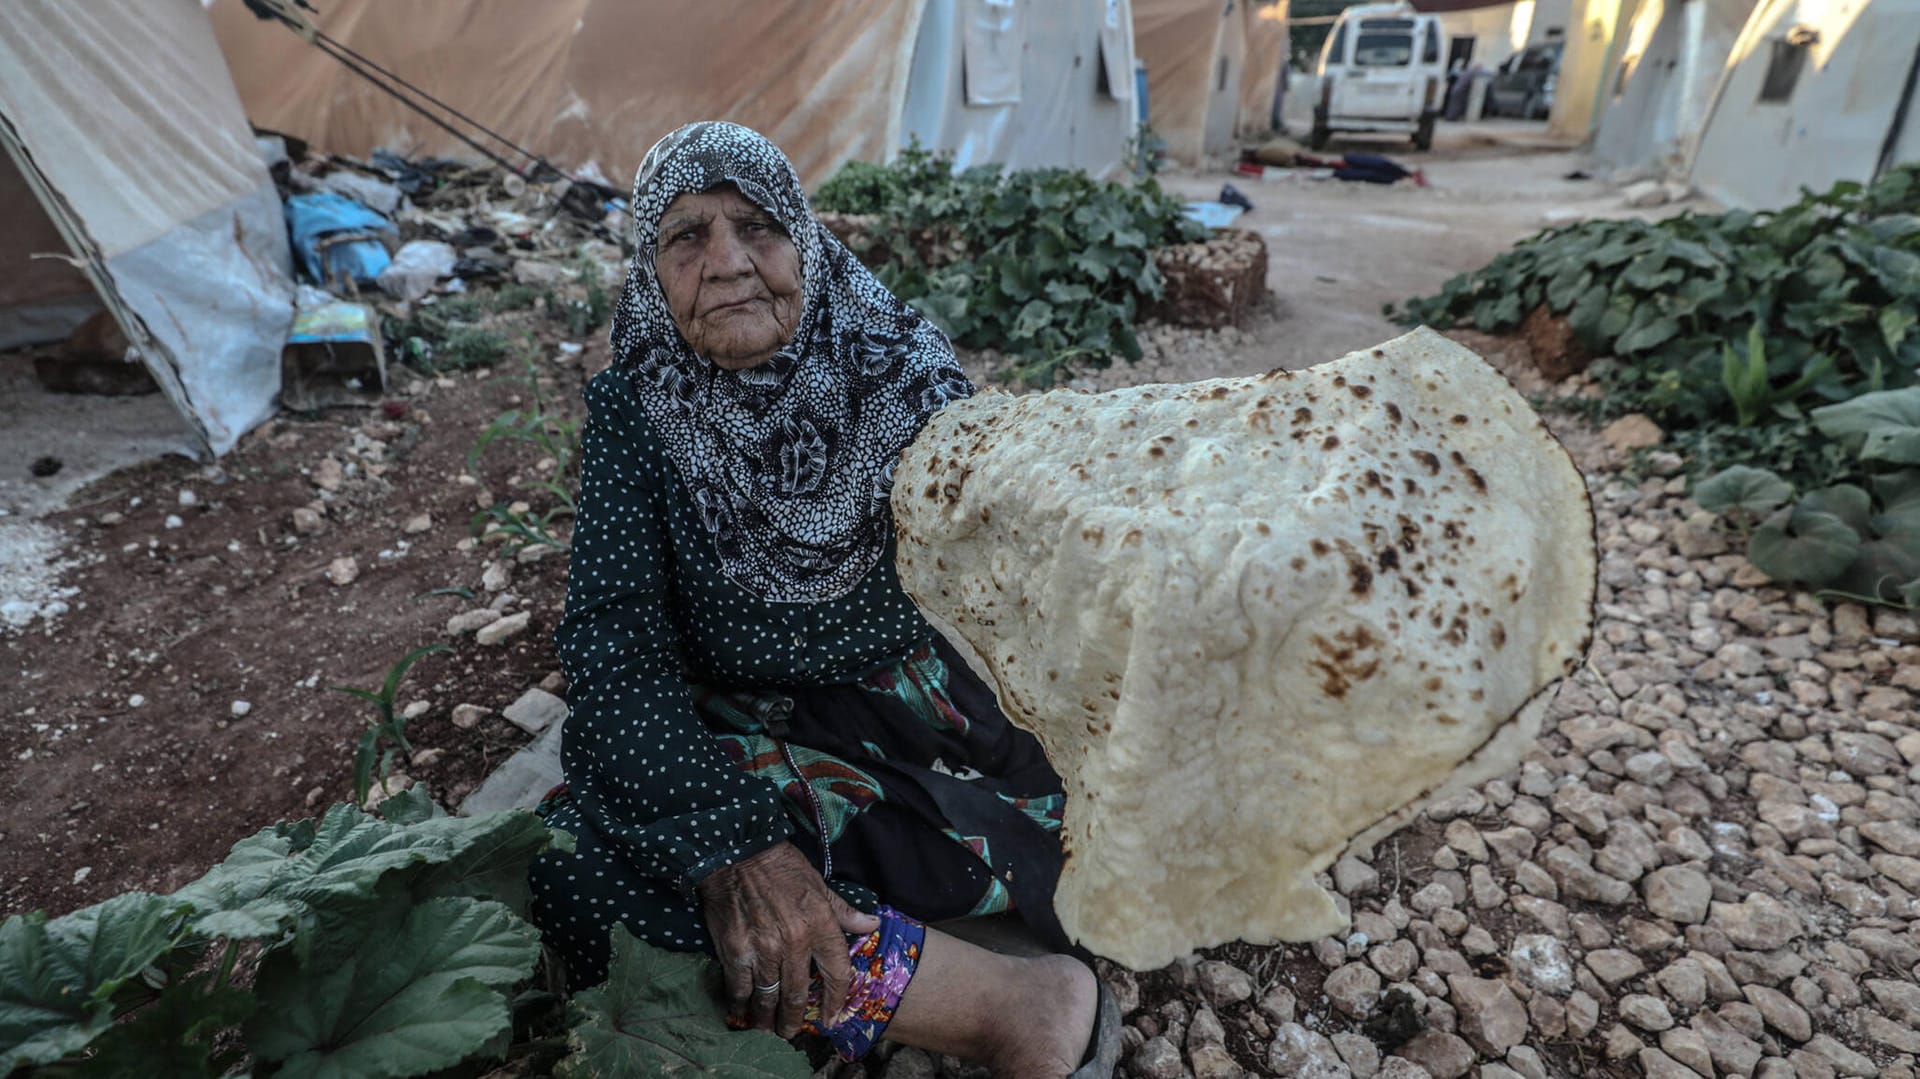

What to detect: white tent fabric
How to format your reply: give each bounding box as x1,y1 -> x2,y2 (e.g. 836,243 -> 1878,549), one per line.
1591,0 -> 1760,178
1688,0 -> 1920,208
902,0 -> 1139,177
0,0 -> 294,455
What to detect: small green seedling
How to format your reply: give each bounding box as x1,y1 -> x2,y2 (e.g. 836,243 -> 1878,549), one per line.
332,643 -> 449,804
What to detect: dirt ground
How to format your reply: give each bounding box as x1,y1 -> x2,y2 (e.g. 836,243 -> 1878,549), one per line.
1151,121 -> 1707,379
0,133 -> 1657,921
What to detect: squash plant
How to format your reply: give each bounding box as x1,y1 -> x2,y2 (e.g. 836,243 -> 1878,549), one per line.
1394,166 -> 1920,439
1695,387 -> 1920,607
813,144 -> 1205,385
0,790 -> 808,1078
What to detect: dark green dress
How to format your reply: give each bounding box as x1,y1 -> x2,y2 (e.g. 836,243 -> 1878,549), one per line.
528,367 -> 1068,986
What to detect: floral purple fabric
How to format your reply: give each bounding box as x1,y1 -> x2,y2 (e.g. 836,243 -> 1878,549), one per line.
804,904 -> 925,1059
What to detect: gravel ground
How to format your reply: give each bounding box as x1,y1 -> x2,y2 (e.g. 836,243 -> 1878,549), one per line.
846,354 -> 1920,1079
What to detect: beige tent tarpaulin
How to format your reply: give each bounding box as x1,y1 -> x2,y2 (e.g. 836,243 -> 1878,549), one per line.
1136,0 -> 1248,165
0,0 -> 294,455
1238,0 -> 1290,138
208,0 -> 927,189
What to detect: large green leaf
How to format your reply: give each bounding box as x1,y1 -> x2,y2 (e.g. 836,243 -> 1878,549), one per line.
1797,484 -> 1874,535
1747,507 -> 1862,586
0,893 -> 186,1071
1694,465 -> 1794,515
559,925 -> 810,1079
1010,299 -> 1054,340
1838,534 -> 1920,602
173,805 -> 563,959
1871,469 -> 1920,536
1881,307 -> 1919,351
1811,386 -> 1920,464
1616,310 -> 1680,354
70,975 -> 254,1079
409,814 -> 573,914
248,896 -> 539,1079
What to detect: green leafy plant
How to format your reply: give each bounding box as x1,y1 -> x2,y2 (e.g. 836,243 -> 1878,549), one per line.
812,144 -> 1206,385
558,925 -> 811,1078
331,643 -> 449,805
1721,324 -> 1836,427
1694,386 -> 1920,606
465,349 -> 586,555
1810,384 -> 1920,465
1393,166 -> 1920,438
812,159 -> 909,216
1693,463 -> 1795,529
468,407 -> 581,554
560,260 -> 613,338
2,799 -> 810,1078
1,801 -> 563,1078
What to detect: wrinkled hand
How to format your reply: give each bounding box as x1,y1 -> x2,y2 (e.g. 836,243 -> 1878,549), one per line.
698,842 -> 880,1036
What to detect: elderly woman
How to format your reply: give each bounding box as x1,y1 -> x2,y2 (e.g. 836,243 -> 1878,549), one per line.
528,123 -> 1117,1077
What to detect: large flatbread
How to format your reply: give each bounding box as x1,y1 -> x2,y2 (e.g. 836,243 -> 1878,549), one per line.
891,329 -> 1596,970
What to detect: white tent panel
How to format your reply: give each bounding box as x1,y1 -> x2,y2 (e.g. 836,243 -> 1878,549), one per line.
903,0 -> 1138,177
0,0 -> 293,455
1689,0 -> 1920,208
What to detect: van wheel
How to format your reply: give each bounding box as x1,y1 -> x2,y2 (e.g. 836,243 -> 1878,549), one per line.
1413,114 -> 1436,151
1310,108 -> 1332,151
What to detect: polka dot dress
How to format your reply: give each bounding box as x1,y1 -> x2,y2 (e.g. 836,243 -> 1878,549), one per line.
528,368 -> 940,983
528,122 -> 1067,989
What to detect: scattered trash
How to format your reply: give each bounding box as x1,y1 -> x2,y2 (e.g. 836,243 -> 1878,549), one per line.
376,239 -> 460,302
29,457 -> 62,478
1218,183 -> 1255,212
312,167 -> 404,215
1182,201 -> 1246,229
285,192 -> 397,290
281,302 -> 388,411
1563,170 -> 1592,181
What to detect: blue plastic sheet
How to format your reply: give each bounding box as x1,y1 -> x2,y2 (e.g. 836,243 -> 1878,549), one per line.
284,192 -> 396,288
1182,201 -> 1246,229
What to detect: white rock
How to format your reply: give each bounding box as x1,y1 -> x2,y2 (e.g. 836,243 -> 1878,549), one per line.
475,611 -> 531,645
482,561 -> 513,592
1509,934 -> 1574,994
230,700 -> 252,717
501,688 -> 567,734
451,703 -> 489,729
326,556 -> 360,586
447,608 -> 503,636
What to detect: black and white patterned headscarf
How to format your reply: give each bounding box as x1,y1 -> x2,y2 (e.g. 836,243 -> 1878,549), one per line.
611,121 -> 973,603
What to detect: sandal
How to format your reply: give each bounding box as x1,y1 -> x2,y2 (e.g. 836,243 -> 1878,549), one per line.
1067,982 -> 1121,1079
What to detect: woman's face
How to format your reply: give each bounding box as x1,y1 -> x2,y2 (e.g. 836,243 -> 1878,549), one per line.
654,185 -> 803,370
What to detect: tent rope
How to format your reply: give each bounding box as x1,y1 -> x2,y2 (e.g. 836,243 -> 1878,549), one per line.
242,0 -> 573,184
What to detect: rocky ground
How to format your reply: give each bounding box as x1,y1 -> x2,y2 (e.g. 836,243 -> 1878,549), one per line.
846,359 -> 1920,1079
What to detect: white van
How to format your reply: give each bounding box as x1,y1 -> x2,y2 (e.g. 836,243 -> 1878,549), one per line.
1310,4 -> 1447,151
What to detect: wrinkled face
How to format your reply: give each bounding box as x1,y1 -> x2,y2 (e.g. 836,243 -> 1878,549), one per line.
654,184 -> 804,370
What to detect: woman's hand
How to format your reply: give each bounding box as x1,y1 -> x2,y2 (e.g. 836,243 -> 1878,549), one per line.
698,842 -> 881,1036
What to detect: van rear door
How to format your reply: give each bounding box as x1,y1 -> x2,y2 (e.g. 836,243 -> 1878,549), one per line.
1330,16 -> 1423,119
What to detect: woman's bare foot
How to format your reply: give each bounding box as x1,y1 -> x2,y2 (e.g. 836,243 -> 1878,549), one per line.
981,953 -> 1100,1079
876,927 -> 1101,1077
